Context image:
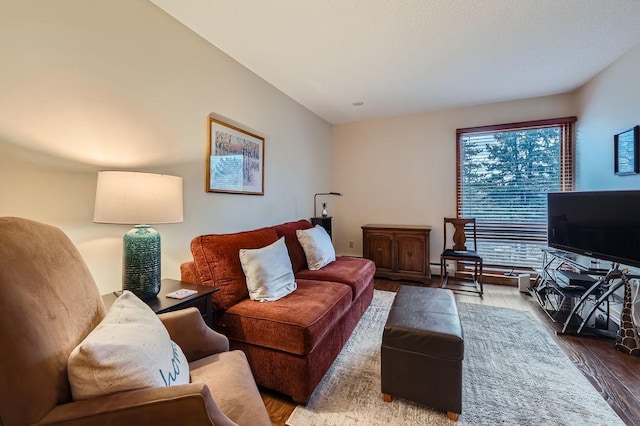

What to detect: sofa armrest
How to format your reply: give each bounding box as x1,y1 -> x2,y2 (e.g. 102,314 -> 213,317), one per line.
181,260 -> 201,284
36,383 -> 236,426
158,307 -> 229,362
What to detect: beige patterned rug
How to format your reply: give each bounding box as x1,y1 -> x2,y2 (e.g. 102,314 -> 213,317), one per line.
286,290 -> 623,426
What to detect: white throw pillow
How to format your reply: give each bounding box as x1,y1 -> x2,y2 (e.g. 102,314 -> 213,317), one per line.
296,225 -> 336,270
67,291 -> 190,401
239,237 -> 297,302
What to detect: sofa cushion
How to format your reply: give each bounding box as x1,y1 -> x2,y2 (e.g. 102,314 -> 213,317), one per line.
216,280 -> 352,355
295,256 -> 375,301
273,219 -> 313,273
190,227 -> 279,310
67,291 -> 190,401
296,225 -> 336,270
239,237 -> 297,302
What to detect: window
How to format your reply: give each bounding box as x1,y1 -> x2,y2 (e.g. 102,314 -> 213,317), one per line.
456,117 -> 576,269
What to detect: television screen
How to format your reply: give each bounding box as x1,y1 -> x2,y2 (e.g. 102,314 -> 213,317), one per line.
547,190 -> 640,268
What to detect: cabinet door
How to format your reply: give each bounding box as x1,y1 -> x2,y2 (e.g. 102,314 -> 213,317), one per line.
396,234 -> 426,274
366,232 -> 393,271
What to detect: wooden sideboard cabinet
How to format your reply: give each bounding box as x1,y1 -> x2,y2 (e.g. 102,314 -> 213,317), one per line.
362,224 -> 431,283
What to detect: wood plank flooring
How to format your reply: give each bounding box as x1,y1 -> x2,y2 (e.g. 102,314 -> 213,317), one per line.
260,278 -> 640,426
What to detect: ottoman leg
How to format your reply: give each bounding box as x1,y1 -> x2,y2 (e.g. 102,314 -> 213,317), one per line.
447,412 -> 459,421
382,393 -> 392,402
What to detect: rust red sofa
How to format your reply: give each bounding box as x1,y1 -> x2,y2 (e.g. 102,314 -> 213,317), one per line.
180,219 -> 375,404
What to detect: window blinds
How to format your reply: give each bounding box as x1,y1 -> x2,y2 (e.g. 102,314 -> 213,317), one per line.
456,117 -> 576,268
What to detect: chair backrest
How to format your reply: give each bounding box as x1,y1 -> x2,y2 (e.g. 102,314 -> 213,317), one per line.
0,217 -> 106,426
443,217 -> 478,251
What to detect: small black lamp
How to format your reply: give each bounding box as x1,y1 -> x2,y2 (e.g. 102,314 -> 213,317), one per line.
312,192 -> 343,238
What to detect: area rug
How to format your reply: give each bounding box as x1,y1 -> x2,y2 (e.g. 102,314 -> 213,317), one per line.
286,290 -> 623,426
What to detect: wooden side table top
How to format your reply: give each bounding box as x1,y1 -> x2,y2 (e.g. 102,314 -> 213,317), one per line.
101,279 -> 218,314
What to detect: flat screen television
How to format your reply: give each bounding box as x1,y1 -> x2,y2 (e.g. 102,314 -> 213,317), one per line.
547,190 -> 640,268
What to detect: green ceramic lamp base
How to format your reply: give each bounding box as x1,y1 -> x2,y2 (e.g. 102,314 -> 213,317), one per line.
123,225 -> 161,301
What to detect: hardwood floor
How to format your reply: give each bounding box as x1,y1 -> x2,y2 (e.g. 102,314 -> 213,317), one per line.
260,278 -> 640,426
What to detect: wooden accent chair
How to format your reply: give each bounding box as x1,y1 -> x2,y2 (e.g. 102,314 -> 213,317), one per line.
440,217 -> 483,296
0,217 -> 270,426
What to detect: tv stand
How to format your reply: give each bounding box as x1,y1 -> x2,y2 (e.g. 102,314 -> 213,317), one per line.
530,248 -> 623,338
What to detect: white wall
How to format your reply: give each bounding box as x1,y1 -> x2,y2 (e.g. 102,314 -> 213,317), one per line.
0,0 -> 332,293
4,0 -> 636,293
576,43 -> 640,190
332,94 -> 577,265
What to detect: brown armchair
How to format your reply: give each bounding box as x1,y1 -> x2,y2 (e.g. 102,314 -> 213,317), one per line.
0,217 -> 270,426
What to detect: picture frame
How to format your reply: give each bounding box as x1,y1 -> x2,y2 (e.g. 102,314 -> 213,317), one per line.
207,116 -> 265,195
614,125 -> 640,176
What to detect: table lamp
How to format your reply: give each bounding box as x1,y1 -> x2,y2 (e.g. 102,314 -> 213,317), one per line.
312,192 -> 343,239
313,192 -> 343,218
93,171 -> 183,301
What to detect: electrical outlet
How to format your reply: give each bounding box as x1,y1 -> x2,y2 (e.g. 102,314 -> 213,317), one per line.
348,240 -> 354,248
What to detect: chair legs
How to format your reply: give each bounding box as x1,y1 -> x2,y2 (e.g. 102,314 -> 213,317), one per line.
440,258 -> 483,296
473,261 -> 484,297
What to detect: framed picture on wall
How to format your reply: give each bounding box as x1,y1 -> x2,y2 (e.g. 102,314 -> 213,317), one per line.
207,116 -> 265,195
614,125 -> 639,175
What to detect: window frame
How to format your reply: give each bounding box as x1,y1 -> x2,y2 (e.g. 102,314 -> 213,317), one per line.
455,116 -> 577,271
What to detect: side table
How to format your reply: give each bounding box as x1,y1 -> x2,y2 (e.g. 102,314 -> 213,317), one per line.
102,279 -> 218,328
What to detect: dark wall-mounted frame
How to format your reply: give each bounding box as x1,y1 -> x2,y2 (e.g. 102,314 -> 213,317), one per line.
614,125 -> 640,175
207,116 -> 265,195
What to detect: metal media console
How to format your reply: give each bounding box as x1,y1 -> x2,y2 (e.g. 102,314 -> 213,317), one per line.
530,248 -> 623,338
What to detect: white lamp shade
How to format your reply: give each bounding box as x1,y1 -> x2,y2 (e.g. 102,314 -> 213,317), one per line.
94,171 -> 183,224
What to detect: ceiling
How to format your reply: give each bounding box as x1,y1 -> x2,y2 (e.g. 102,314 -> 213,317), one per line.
150,0 -> 640,124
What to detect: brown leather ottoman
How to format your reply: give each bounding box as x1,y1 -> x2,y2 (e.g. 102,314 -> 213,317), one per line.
381,286 -> 464,421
